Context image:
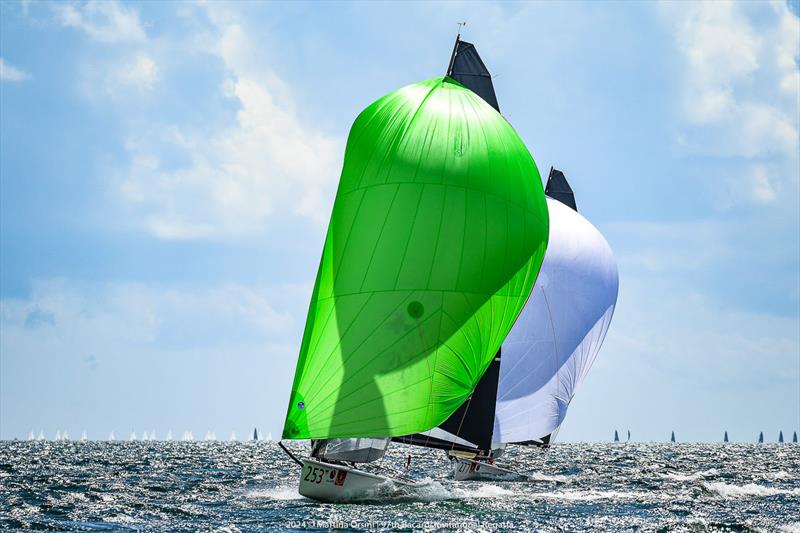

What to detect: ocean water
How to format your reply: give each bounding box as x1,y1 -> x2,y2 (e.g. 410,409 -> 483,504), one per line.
1,441 -> 798,531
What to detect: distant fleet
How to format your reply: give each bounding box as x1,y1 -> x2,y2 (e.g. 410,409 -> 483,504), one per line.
609,429 -> 795,443
19,427 -> 276,442
14,428 -> 795,443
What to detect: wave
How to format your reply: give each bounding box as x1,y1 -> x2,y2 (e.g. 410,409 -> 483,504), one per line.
529,489 -> 645,502
778,523 -> 800,533
701,482 -> 800,499
528,472 -> 574,483
660,468 -> 719,481
246,486 -> 304,501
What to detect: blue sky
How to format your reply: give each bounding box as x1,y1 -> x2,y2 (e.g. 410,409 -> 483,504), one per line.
1,1 -> 798,442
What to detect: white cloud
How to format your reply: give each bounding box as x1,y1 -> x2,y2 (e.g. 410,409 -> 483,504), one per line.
661,1 -> 799,165
56,0 -> 145,43
115,54 -> 158,91
118,8 -> 341,239
0,58 -> 31,82
0,279 -> 294,348
0,278 -> 304,439
749,164 -> 778,203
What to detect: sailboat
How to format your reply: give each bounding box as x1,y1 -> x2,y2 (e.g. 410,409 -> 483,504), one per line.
627,430 -> 631,442
670,431 -> 676,443
252,428 -> 258,441
369,38 -> 617,483
724,431 -> 729,443
779,430 -> 784,443
793,431 -> 797,443
447,172 -> 618,480
758,431 -> 763,443
278,32 -> 550,502
614,430 -> 620,442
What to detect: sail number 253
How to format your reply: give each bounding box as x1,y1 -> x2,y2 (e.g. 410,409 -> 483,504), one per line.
303,465 -> 327,484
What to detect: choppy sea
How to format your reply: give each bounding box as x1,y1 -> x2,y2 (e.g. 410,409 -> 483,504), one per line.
0,441 -> 797,532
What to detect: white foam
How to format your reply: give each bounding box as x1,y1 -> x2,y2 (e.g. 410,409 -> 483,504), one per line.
778,523 -> 800,533
529,472 -> 573,483
530,489 -> 645,502
661,468 -> 718,482
247,486 -> 304,501
701,482 -> 800,498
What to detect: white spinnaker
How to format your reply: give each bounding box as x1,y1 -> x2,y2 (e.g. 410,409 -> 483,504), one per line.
492,198 -> 619,444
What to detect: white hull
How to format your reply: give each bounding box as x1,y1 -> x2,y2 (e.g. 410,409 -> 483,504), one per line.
452,456 -> 526,481
298,458 -> 414,502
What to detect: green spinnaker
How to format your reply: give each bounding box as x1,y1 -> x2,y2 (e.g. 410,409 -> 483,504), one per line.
283,77 -> 548,440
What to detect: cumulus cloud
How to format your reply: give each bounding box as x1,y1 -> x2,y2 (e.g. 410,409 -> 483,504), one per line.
661,1 -> 799,206
0,58 -> 31,82
55,0 -> 146,43
118,8 -> 341,239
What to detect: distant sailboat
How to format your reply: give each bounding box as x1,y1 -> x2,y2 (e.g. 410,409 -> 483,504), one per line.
614,430 -> 620,442
108,431 -> 116,441
794,432 -> 798,443
670,431 -> 676,443
55,430 -> 62,441
266,432 -> 272,442
62,431 -> 69,441
204,431 -> 216,441
229,432 -> 237,441
779,430 -> 784,443
165,430 -> 173,441
252,428 -> 258,441
37,430 -> 44,441
182,431 -> 194,441
724,431 -> 728,443
626,430 -> 631,442
28,431 -> 35,441
129,432 -> 137,441
81,431 -> 88,442
142,431 -> 149,441
758,432 -> 763,443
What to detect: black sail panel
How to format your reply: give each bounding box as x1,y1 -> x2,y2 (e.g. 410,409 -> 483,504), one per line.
447,39 -> 500,112
545,167 -> 577,211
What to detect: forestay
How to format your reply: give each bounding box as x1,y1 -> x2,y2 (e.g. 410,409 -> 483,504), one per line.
493,198 -> 618,444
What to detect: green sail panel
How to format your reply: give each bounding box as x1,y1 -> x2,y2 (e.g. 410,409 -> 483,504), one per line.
283,77 -> 548,440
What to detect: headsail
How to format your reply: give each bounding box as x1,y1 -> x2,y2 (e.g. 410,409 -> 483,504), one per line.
492,194 -> 618,445
282,77 -> 549,440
